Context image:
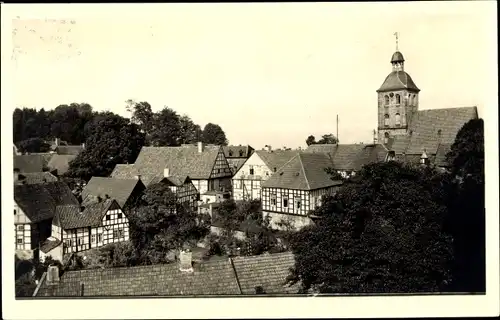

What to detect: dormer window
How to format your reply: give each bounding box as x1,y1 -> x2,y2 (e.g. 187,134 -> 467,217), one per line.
273,167 -> 277,172
239,150 -> 244,157
228,150 -> 233,157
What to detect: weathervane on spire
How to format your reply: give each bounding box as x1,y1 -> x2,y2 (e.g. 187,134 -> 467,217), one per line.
394,32 -> 399,51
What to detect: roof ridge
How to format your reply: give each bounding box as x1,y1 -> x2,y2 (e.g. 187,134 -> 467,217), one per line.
297,153 -> 312,190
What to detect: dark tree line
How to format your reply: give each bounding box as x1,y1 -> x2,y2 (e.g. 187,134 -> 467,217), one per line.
306,133 -> 338,146
288,119 -> 485,294
13,101 -> 229,182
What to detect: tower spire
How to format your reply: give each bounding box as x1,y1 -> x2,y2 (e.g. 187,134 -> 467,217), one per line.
394,32 -> 399,51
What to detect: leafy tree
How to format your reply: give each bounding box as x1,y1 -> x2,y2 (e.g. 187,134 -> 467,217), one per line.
126,100 -> 155,136
317,134 -> 338,144
287,161 -> 454,293
306,135 -> 316,146
202,123 -> 228,145
149,107 -> 182,146
179,115 -> 203,144
445,118 -> 485,292
65,112 -> 145,181
17,137 -> 51,154
128,182 -> 210,265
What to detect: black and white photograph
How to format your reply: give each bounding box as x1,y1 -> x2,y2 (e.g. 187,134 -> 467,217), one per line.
2,2 -> 498,319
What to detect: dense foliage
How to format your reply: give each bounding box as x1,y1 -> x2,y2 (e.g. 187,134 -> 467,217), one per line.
305,133 -> 338,146
209,199 -> 288,256
126,182 -> 210,265
445,118 -> 485,292
64,113 -> 145,181
287,161 -> 455,293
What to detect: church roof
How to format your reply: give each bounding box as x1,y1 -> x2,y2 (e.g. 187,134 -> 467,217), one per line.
390,106 -> 478,156
377,71 -> 420,93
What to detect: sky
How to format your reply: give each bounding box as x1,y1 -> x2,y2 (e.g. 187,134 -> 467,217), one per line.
5,2 -> 498,149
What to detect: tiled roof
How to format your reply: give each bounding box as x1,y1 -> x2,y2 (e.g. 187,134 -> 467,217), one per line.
352,144 -> 388,170
377,70 -> 420,93
47,154 -> 77,175
13,154 -> 46,173
223,145 -> 254,158
111,146 -> 225,186
40,238 -> 62,254
434,143 -> 452,167
34,251 -> 299,297
330,144 -> 367,170
159,176 -> 190,187
262,153 -> 342,190
54,199 -> 116,229
254,150 -> 299,172
14,182 -> 79,223
82,177 -> 144,208
304,144 -> 338,155
36,258 -> 241,297
232,252 -> 299,294
55,145 -> 84,155
15,172 -> 58,185
227,158 -> 248,175
390,107 -> 478,155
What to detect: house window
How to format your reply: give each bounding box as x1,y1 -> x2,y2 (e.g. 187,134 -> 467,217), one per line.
270,193 -> 277,206
113,230 -> 119,238
283,197 -> 289,208
118,229 -> 124,238
69,239 -> 73,247
14,209 -> 17,215
97,234 -> 102,242
17,225 -> 24,231
216,168 -> 220,174
91,234 -> 96,243
396,94 -> 401,104
117,213 -> 122,219
295,197 -> 301,210
64,240 -> 70,247
395,113 -> 401,126
384,95 -> 389,105
249,166 -> 254,175
384,114 -> 390,126
106,215 -> 111,221
17,237 -> 23,244
78,237 -> 83,246
265,171 -> 269,176
273,167 -> 277,173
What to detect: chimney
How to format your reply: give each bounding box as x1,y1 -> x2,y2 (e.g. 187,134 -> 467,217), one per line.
104,194 -> 110,199
81,143 -> 85,149
265,145 -> 272,152
135,174 -> 141,180
55,138 -> 60,147
97,195 -> 103,203
420,149 -> 429,166
164,168 -> 170,178
198,141 -> 204,153
46,264 -> 60,285
179,249 -> 194,272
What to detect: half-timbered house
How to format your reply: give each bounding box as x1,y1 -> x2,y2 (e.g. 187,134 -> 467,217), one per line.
52,199 -> 129,254
261,152 -> 343,230
110,142 -> 233,195
156,170 -> 199,212
232,149 -> 298,201
14,182 -> 79,259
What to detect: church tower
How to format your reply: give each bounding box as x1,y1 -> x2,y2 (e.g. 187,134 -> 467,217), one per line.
376,34 -> 420,145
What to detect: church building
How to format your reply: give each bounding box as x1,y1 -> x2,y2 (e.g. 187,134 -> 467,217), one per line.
377,39 -> 478,167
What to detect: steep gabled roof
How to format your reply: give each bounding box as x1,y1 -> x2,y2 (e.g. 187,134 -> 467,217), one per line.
13,154 -> 46,173
54,199 -> 116,229
15,172 -> 58,185
47,154 -> 77,175
82,177 -> 144,208
34,251 -> 299,297
55,145 -> 84,156
254,150 -> 299,172
35,257 -> 241,296
111,145 -> 225,186
232,252 -> 300,294
14,182 -> 79,222
390,106 -> 478,155
261,153 -> 342,190
227,158 -> 248,175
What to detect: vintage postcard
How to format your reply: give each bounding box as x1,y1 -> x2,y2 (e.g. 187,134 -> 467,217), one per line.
2,2 -> 498,319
